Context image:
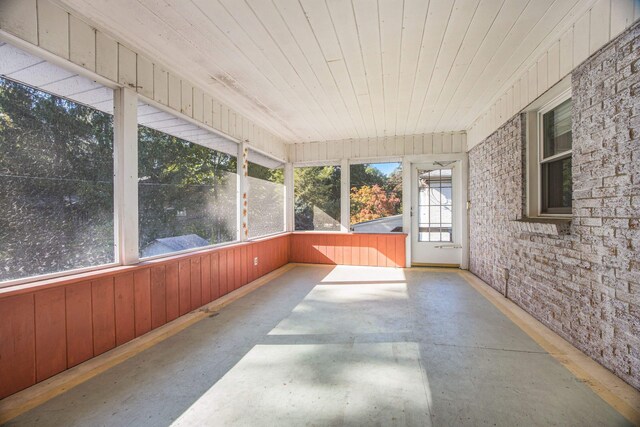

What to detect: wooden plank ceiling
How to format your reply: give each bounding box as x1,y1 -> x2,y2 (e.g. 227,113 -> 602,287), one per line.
58,0 -> 586,143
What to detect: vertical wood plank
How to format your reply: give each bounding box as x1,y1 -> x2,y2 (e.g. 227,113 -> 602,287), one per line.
0,294 -> 36,399
369,235 -> 378,266
560,27 -> 574,77
377,235 -> 388,267
227,249 -> 235,292
178,260 -> 191,315
65,282 -> 93,368
137,55 -> 154,98
35,288 -> 66,381
219,251 -> 228,296
0,0 -> 38,45
181,81 -> 193,117
150,265 -> 167,329
133,269 -> 152,337
168,73 -> 181,110
95,32 -> 118,81
165,263 -> 180,322
326,234 -> 336,264
241,246 -> 248,286
201,254 -> 211,304
92,277 -> 116,356
114,273 -> 135,346
69,15 -> 95,71
117,44 -> 136,88
352,235 -> 361,265
190,257 -> 202,309
153,65 -> 169,105
360,235 -> 369,266
344,235 -> 353,265
37,0 -> 69,58
210,252 -> 220,300
573,12 -> 591,66
234,248 -> 242,289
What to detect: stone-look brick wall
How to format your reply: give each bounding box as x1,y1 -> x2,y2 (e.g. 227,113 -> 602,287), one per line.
468,22 -> 640,390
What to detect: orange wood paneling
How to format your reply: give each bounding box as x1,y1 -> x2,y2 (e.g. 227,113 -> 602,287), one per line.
201,255 -> 211,304
150,266 -> 167,329
0,233 -> 405,399
178,260 -> 191,316
190,257 -> 202,310
218,251 -> 228,296
92,277 -> 116,356
114,273 -> 135,346
133,269 -> 152,337
210,253 -> 220,300
34,288 -> 67,382
65,282 -> 93,368
165,263 -> 180,322
234,248 -> 242,290
289,233 -> 406,268
0,294 -> 35,399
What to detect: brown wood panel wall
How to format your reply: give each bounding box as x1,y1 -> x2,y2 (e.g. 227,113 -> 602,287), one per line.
289,233 -> 406,268
0,234 -> 290,400
0,232 -> 401,399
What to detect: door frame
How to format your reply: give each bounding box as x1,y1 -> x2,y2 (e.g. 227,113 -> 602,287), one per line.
401,153 -> 469,269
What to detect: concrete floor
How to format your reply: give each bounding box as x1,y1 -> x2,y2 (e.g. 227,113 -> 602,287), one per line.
4,265 -> 632,426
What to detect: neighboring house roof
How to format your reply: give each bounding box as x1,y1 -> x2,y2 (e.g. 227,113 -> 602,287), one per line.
351,214 -> 403,233
141,234 -> 210,257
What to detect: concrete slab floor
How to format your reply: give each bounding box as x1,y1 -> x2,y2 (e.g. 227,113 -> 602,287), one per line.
2,265 -> 633,426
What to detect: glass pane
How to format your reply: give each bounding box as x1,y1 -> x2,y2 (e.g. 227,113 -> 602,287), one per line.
138,126 -> 238,258
350,162 -> 402,233
542,156 -> 572,213
294,166 -> 341,231
418,168 -> 453,242
543,98 -> 572,158
0,76 -> 115,282
248,161 -> 284,238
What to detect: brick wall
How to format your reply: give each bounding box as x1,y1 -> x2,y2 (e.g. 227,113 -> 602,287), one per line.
468,22 -> 640,390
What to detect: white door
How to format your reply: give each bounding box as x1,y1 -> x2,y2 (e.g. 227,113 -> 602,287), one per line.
411,162 -> 464,266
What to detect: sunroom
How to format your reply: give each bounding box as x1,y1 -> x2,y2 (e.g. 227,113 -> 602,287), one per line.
0,0 -> 639,425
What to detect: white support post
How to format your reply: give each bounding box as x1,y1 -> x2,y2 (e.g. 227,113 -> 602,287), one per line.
284,162 -> 294,232
238,141 -> 248,241
340,158 -> 350,232
114,87 -> 139,265
402,158 -> 412,267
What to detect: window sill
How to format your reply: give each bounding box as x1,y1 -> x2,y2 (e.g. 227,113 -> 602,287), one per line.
511,217 -> 571,236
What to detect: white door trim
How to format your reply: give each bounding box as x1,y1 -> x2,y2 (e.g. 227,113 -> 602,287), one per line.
402,153 -> 468,269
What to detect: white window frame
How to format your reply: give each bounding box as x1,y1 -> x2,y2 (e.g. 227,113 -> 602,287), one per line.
526,84 -> 572,218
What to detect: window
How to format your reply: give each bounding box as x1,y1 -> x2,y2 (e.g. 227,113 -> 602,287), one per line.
248,153 -> 285,238
138,104 -> 238,258
0,76 -> 115,283
417,169 -> 453,242
539,98 -> 572,214
350,162 -> 402,233
294,166 -> 341,231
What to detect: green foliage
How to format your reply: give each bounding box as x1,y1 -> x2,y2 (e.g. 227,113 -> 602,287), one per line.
138,126 -> 238,252
349,163 -> 403,225
0,77 -> 114,281
294,166 -> 341,230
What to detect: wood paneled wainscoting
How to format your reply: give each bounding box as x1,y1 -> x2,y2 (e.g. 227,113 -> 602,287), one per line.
290,232 -> 406,268
0,232 -> 406,399
0,234 -> 290,400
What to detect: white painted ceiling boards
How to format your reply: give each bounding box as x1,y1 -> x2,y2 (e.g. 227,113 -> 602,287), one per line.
58,0 -> 596,143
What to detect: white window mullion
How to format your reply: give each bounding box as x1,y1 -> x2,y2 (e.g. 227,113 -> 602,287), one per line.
114,87 -> 139,265
238,141 -> 248,241
284,162 -> 294,232
340,158 -> 350,232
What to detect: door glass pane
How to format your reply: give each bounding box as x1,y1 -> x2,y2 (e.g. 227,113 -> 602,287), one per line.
418,168 -> 453,242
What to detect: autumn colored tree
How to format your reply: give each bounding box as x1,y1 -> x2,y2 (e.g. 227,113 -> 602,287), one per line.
350,184 -> 401,224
